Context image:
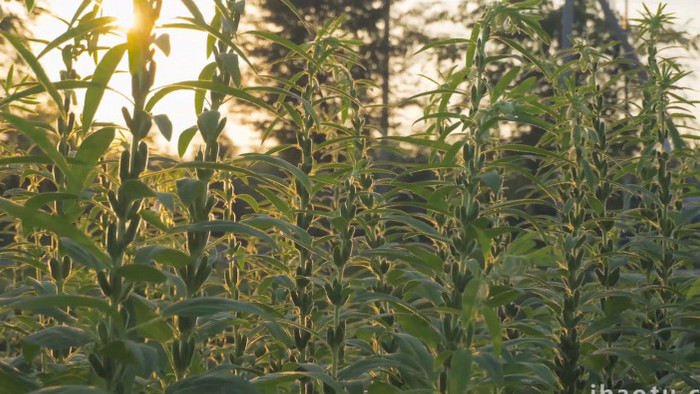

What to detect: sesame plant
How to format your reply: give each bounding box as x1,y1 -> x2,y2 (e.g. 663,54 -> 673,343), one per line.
0,1 -> 698,393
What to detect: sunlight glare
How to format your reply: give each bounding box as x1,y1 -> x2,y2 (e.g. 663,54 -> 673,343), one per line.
102,2 -> 135,31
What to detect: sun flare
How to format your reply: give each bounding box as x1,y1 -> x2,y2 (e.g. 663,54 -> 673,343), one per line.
102,2 -> 135,31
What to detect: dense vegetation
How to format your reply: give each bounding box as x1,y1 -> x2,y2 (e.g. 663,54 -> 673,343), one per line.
0,0 -> 699,393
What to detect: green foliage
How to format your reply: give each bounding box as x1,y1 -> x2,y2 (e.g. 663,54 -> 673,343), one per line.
0,1 -> 698,393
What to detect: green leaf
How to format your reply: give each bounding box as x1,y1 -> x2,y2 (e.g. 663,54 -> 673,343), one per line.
465,23 -> 480,71
194,62 -> 217,114
152,114 -> 173,141
59,238 -> 107,271
178,126 -> 198,158
176,178 -> 206,206
276,0 -> 311,35
122,179 -> 156,200
485,285 -> 523,307
155,192 -> 175,211
667,118 -> 686,150
6,295 -> 119,322
0,360 -> 41,393
216,53 -> 241,86
30,386 -> 110,394
24,0 -> 35,11
687,276 -> 700,298
154,34 -> 171,56
82,44 -> 127,134
146,80 -> 277,116
253,366 -> 343,392
393,333 -> 435,379
0,113 -> 72,183
173,221 -> 275,247
491,66 -> 520,103
494,36 -> 550,77
197,110 -> 222,142
603,295 -> 632,316
162,297 -> 270,319
0,30 -> 64,117
25,192 -> 78,211
240,154 -> 311,193
166,371 -> 260,394
101,340 -> 159,377
396,312 -> 441,348
126,294 -> 173,342
382,214 -> 448,243
165,371 -> 260,394
509,76 -> 537,97
0,198 -> 110,266
138,209 -> 170,232
115,264 -> 167,284
179,0 -> 206,24
481,306 -> 503,355
134,246 -> 191,269
38,17 -> 117,59
73,127 -> 114,190
0,80 -> 102,108
415,38 -> 473,55
474,352 -> 503,386
449,349 -> 472,393
23,326 -> 92,362
337,357 -> 410,381
243,30 -> 320,69
478,171 -> 502,194
241,216 -> 311,249
462,276 -> 481,323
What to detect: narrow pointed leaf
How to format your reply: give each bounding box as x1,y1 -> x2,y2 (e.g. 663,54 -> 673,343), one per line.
0,198 -> 110,265
73,127 -> 114,189
0,113 -> 71,182
0,28 -> 64,117
153,114 -> 173,141
38,17 -> 117,58
82,44 -> 127,134
178,126 -> 198,158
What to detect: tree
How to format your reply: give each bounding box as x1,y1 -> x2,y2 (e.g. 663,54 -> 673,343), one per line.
238,0 -> 401,158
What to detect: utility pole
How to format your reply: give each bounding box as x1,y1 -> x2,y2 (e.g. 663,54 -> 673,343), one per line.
378,0 -> 391,162
598,0 -> 646,81
561,0 -> 575,63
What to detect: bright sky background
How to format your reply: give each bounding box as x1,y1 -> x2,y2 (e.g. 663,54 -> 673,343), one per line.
32,0 -> 700,154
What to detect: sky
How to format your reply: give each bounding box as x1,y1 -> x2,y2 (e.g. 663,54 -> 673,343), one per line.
31,0 -> 700,154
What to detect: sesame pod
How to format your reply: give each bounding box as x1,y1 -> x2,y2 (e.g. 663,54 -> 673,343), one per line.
124,216 -> 140,244
49,258 -> 62,282
172,342 -> 183,373
67,113 -> 75,133
178,316 -> 196,335
88,354 -> 106,378
205,195 -> 217,215
332,245 -> 344,268
61,256 -> 71,279
136,141 -> 149,175
215,117 -> 227,139
97,320 -> 109,343
465,322 -> 474,347
121,107 -> 133,129
97,271 -> 111,297
326,326 -> 335,347
119,282 -> 133,302
119,150 -> 130,181
193,259 -> 211,291
110,274 -> 122,299
224,269 -> 234,290
146,61 -> 156,89
106,223 -> 118,256
57,115 -> 66,135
